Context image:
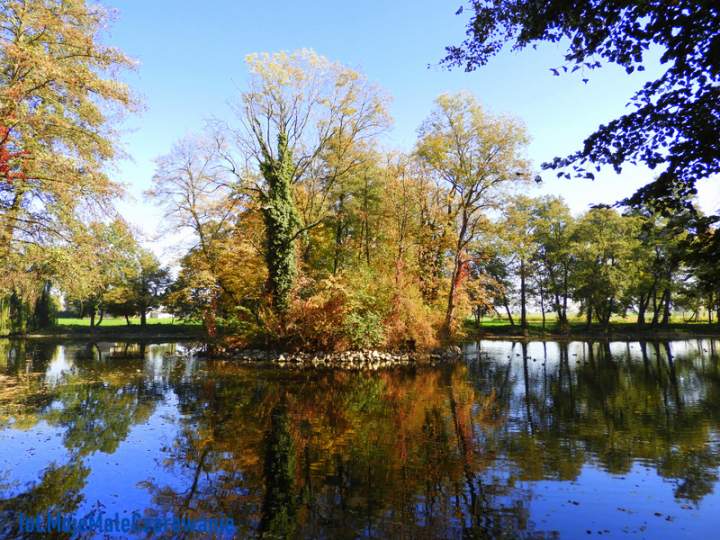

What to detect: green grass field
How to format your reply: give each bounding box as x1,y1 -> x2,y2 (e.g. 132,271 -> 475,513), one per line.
55,316 -> 181,327
467,313 -> 720,338
41,313 -> 718,340
47,316 -> 201,334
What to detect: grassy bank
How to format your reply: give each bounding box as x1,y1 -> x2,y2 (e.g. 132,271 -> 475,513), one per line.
19,317 -> 206,340
467,315 -> 720,340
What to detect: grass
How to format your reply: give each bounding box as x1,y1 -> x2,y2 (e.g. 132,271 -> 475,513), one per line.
466,314 -> 720,339
14,316 -> 207,339
55,316 -> 181,327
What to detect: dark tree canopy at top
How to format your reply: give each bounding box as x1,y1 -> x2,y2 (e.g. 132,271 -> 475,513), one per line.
443,0 -> 720,215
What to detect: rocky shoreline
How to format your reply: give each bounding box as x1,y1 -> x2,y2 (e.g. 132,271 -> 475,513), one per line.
223,345 -> 464,370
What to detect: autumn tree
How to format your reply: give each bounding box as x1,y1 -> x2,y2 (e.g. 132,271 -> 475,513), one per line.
148,135 -> 244,333
0,0 -> 134,331
416,92 -> 530,337
0,0 -> 133,253
65,220 -> 140,328
229,50 -> 390,316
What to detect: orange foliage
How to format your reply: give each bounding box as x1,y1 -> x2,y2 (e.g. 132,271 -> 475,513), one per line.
0,125 -> 29,184
383,287 -> 440,351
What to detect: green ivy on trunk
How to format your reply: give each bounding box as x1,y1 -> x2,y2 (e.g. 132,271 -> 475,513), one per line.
259,132 -> 300,315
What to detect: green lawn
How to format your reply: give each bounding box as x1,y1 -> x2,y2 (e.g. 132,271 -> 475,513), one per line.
466,313 -> 720,337
56,316 -> 182,327
35,316 -> 205,337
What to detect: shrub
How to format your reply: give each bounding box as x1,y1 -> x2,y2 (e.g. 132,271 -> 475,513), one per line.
343,310 -> 385,349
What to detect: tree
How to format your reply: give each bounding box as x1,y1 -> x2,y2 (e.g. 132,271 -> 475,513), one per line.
102,250 -> 170,326
0,0 -> 134,332
0,0 -> 134,255
64,220 -> 140,328
570,207 -> 641,330
130,250 -> 171,326
682,224 -> 720,325
148,135 -> 240,333
163,207 -> 267,337
230,49 -> 389,316
532,197 -> 575,331
443,1 -> 720,215
625,210 -> 688,327
497,195 -> 540,333
473,246 -> 515,325
149,136 -> 237,257
416,92 -> 530,337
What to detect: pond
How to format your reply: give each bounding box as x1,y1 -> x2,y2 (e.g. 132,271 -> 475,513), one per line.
0,339 -> 719,538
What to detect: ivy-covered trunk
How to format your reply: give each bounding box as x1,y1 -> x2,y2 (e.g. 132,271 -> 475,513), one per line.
0,296 -> 10,336
259,133 -> 300,315
8,293 -> 28,335
519,258 -> 528,333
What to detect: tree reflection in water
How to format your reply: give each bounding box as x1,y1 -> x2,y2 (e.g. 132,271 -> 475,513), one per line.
0,339 -> 719,538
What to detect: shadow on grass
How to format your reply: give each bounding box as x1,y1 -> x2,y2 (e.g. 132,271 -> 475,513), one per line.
465,319 -> 720,340
27,321 -> 206,340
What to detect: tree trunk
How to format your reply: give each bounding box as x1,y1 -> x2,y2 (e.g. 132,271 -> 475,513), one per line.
539,282 -> 546,332
502,294 -> 515,327
260,132 -> 300,316
125,314 -> 131,326
637,292 -> 647,326
140,308 -> 147,327
0,189 -> 25,259
604,299 -> 613,333
560,266 -> 569,331
661,289 -> 671,327
519,258 -> 528,333
650,289 -> 665,327
363,175 -> 371,265
332,193 -> 346,275
442,254 -> 462,338
585,303 -> 592,330
709,294 -> 714,324
89,309 -> 96,328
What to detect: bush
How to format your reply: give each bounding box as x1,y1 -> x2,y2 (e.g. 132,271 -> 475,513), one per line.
285,276 -> 350,351
343,310 -> 384,349
383,288 -> 439,351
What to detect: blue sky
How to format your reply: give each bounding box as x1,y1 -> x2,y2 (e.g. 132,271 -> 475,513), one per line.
107,0 -> 719,257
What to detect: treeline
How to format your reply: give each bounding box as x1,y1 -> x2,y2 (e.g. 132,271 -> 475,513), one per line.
481,197 -> 719,332
1,2 -> 718,345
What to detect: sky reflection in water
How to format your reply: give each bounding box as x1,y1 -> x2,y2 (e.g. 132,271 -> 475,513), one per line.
1,339 -> 719,539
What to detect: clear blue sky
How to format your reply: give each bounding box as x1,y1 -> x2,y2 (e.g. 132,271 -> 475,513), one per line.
107,0 -> 719,257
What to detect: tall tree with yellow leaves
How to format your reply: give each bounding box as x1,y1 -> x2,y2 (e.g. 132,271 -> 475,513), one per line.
228,50 -> 390,316
416,92 -> 530,337
0,0 -> 134,331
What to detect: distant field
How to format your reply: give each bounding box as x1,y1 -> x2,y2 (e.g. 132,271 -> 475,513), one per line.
467,313 -> 720,338
56,316 -> 182,327
474,313 -> 708,326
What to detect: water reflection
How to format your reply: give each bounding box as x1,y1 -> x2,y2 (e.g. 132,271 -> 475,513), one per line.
0,339 -> 719,538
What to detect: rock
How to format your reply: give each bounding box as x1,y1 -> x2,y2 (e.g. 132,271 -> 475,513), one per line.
435,345 -> 462,359
227,347 -> 428,370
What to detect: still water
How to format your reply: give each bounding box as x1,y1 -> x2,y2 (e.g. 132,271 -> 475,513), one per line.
0,339 -> 719,538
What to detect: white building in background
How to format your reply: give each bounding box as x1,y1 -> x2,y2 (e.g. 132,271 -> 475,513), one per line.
147,309 -> 174,320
